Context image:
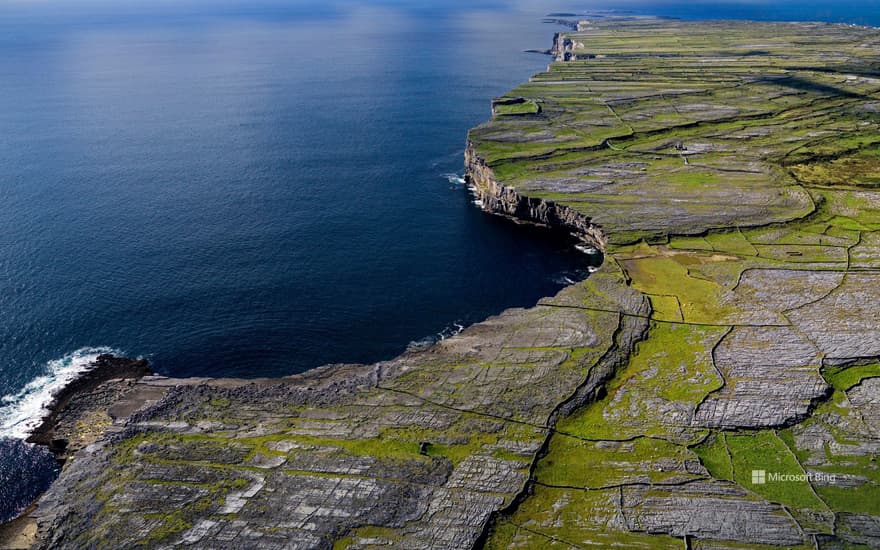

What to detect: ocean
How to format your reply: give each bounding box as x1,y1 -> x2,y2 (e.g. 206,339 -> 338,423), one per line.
0,0 -> 877,524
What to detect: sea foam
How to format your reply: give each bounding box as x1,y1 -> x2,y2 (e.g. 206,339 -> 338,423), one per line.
442,173 -> 466,185
0,347 -> 118,439
575,243 -> 601,255
406,322 -> 465,352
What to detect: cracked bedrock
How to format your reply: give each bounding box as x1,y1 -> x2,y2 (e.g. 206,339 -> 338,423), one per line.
25,17 -> 880,550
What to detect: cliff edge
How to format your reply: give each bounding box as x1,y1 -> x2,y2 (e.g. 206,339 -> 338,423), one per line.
20,17 -> 880,549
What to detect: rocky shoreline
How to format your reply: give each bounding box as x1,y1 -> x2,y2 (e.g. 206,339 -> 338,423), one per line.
1,355 -> 151,548
0,160 -> 613,547
24,354 -> 152,462
464,141 -> 608,250
5,16 -> 880,550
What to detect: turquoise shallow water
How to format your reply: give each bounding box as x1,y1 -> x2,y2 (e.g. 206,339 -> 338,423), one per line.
0,0 -> 877,523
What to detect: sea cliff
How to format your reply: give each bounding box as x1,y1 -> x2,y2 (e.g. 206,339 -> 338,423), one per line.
464,141 -> 607,249
8,16 -> 880,549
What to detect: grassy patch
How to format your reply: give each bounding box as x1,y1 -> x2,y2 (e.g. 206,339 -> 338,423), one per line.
139,513 -> 193,546
822,363 -> 880,391
693,432 -> 734,481
333,526 -> 402,550
619,249 -> 741,324
725,431 -> 826,510
790,143 -> 880,187
815,484 -> 880,516
485,484 -> 683,549
494,98 -> 539,116
558,323 -> 724,441
667,170 -> 723,187
536,435 -> 701,488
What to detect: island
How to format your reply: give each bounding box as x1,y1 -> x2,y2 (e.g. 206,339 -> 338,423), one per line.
6,16 -> 879,549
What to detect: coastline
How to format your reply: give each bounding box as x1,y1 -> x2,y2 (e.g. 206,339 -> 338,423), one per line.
12,255 -> 631,548
465,140 -> 608,250
24,355 -> 152,461
8,15 -> 880,549
1,135 -> 608,542
1,203 -> 604,542
0,140 -> 608,537
0,355 -> 153,541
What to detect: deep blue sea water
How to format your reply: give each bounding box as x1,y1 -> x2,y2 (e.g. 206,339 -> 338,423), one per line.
1,0 -> 878,524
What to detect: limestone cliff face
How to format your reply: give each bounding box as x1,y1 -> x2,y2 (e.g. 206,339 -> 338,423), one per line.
469,18 -> 880,550
549,32 -> 584,61
464,140 -> 607,250
19,17 -> 880,550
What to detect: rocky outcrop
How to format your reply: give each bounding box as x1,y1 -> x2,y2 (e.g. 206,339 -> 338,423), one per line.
17,16 -> 880,550
549,32 -> 585,61
542,18 -> 579,31
693,325 -> 831,429
472,17 -> 880,549
465,141 -> 607,250
27,265 -> 645,549
26,355 -> 151,462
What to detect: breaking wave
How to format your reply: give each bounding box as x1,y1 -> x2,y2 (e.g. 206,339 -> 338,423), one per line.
0,347 -> 119,439
406,322 -> 466,352
442,173 -> 467,185
575,243 -> 601,255
551,268 -> 594,286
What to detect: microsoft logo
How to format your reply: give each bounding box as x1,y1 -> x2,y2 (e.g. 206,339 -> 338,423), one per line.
749,470 -> 835,484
